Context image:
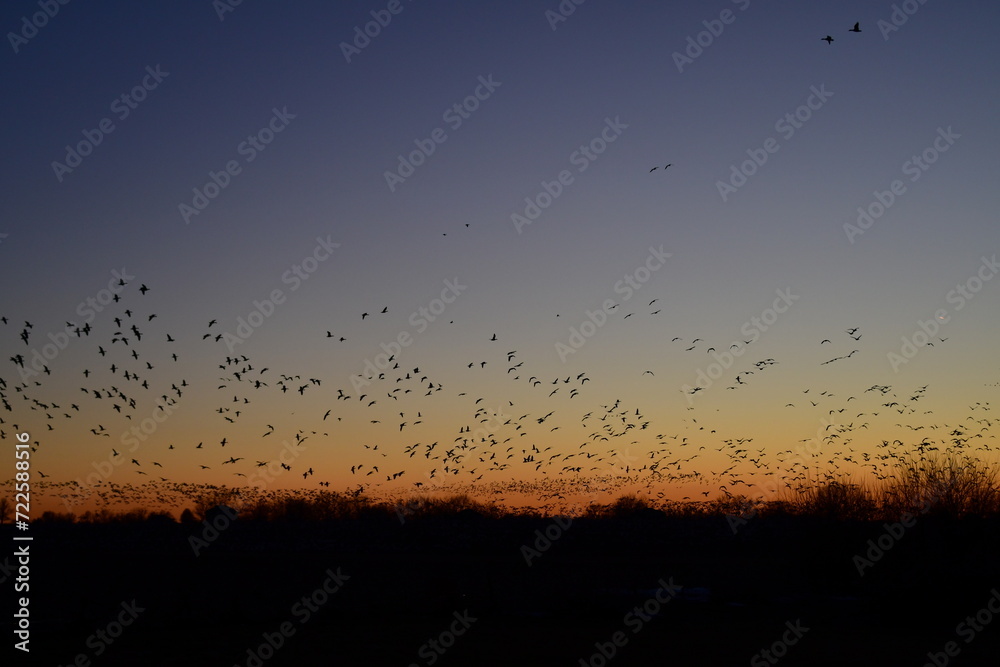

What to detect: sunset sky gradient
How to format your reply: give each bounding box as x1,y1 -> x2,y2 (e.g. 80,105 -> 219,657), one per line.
2,0 -> 998,513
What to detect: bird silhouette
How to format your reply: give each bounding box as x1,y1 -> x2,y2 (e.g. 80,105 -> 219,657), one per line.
849,22 -> 861,32
822,35 -> 834,44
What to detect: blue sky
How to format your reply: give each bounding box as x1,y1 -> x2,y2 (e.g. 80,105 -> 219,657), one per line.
2,0 -> 998,507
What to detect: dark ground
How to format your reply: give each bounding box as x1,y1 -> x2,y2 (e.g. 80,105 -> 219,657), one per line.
7,511 -> 1000,666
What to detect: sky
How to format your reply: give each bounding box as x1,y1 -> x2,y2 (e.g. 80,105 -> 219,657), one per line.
1,0 -> 998,514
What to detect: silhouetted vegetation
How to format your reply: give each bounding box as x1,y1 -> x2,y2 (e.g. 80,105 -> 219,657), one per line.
21,453 -> 999,524
12,456 -> 1000,667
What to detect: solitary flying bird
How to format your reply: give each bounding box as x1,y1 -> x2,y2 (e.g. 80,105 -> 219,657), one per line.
821,35 -> 834,44
849,22 -> 861,32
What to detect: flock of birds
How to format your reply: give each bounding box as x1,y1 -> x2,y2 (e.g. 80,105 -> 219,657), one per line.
0,12 -> 987,508
2,269 -> 996,517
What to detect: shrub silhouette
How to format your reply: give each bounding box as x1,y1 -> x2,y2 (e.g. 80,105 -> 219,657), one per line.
881,453 -> 1000,518
792,480 -> 875,520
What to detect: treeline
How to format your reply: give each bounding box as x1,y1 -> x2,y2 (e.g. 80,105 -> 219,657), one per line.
11,453 -> 999,524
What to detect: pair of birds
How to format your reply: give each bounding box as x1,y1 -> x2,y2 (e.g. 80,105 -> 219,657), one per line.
823,22 -> 861,44
649,163 -> 672,173
361,307 -> 388,319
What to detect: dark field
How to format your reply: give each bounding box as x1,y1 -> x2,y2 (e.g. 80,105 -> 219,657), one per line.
11,506 -> 1000,667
